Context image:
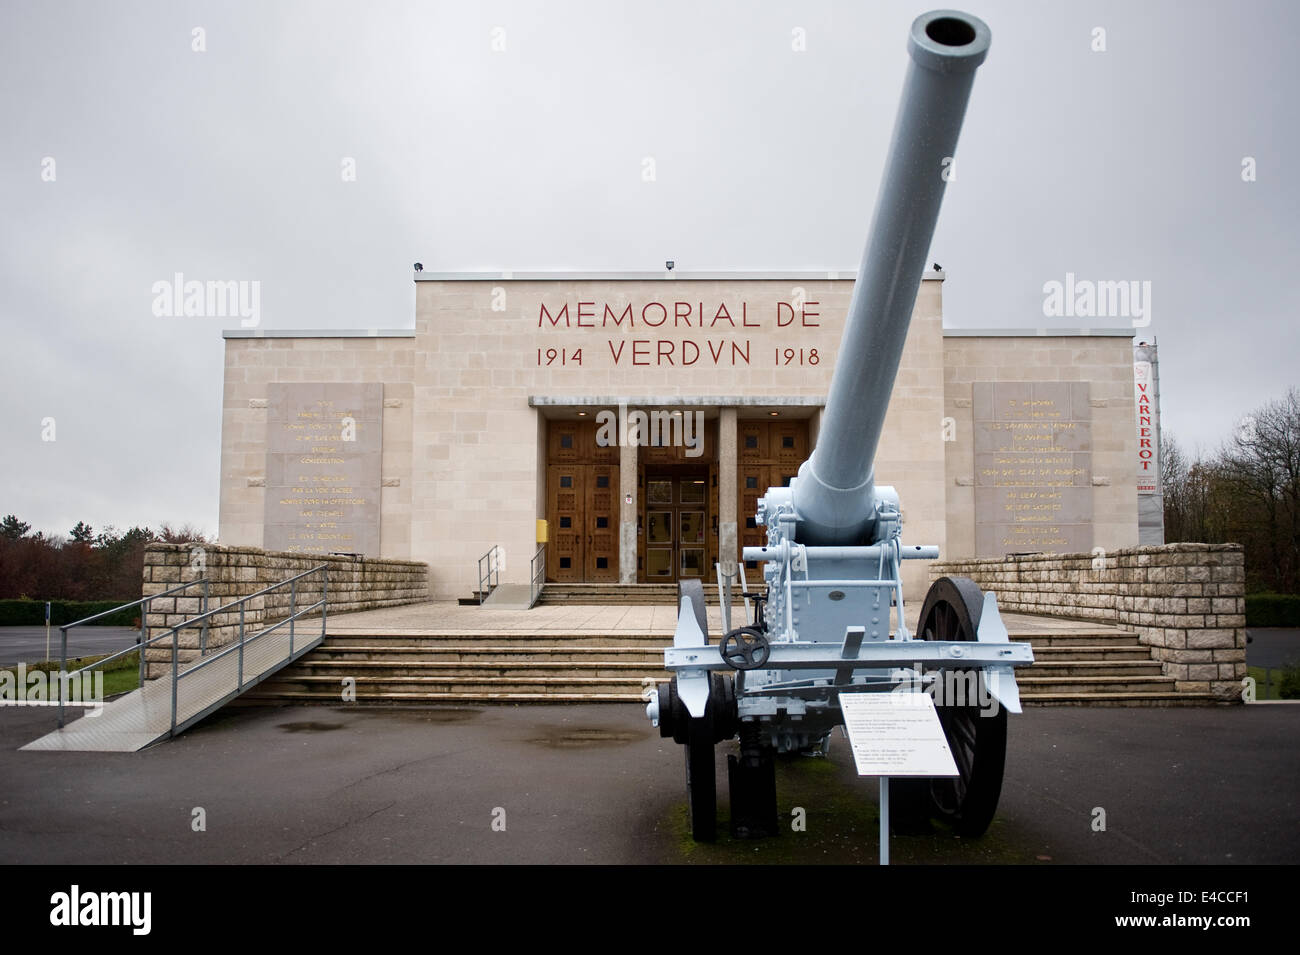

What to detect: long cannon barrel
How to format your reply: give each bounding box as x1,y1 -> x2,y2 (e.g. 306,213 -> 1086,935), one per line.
793,10 -> 991,545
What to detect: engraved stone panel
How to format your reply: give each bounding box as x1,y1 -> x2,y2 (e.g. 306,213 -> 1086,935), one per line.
972,381 -> 1092,556
263,383 -> 383,557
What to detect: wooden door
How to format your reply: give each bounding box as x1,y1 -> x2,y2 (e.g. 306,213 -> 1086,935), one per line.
737,419 -> 811,582
547,465 -> 585,582
772,422 -> 808,466
740,465 -> 769,577
585,465 -> 619,582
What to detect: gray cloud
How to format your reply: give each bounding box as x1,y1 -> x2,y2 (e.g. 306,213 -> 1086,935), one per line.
1,0 -> 1296,536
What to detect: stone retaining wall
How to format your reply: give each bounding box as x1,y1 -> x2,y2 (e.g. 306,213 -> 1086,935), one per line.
930,543 -> 1245,700
140,543 -> 428,678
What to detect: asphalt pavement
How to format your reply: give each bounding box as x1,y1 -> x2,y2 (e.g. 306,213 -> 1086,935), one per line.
0,626 -> 140,667
1,699 -> 1295,865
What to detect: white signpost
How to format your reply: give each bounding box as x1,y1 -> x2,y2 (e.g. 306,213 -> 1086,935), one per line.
1134,358 -> 1159,494
839,691 -> 959,865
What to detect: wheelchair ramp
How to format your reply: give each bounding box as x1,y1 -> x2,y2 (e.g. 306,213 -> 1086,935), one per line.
22,623 -> 323,752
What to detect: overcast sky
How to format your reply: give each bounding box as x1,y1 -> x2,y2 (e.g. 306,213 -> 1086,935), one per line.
2,0 -> 1297,540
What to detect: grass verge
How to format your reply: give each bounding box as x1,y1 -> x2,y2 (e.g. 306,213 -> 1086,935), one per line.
1,650 -> 141,698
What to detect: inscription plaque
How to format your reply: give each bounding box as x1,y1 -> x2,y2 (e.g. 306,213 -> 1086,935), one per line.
263,383 -> 383,556
973,381 -> 1092,557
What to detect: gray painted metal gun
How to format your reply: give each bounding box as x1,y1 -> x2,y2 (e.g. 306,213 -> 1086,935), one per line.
646,9 -> 1034,842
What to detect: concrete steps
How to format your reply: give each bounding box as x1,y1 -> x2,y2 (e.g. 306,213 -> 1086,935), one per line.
536,583 -> 742,607
318,633 -> 668,649
240,590 -> 1220,706
243,633 -> 661,704
315,645 -> 664,663
1008,632 -> 1217,704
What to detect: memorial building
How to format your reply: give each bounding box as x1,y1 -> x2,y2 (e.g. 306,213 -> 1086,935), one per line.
217,270 -> 1148,601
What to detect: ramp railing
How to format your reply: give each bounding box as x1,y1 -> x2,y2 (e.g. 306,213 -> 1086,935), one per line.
56,577 -> 210,723
529,544 -> 546,608
57,565 -> 329,735
477,545 -> 500,604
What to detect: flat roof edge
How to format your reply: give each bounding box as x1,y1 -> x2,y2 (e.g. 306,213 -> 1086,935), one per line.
222,328 -> 416,339
415,270 -> 945,282
529,395 -> 826,407
943,327 -> 1138,338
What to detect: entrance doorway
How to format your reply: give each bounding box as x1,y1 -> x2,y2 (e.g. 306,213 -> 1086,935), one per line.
545,462 -> 620,583
643,470 -> 710,582
543,413 -> 738,583
544,420 -> 621,583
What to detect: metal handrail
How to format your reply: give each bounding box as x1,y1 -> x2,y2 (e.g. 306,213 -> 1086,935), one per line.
529,544 -> 546,608
57,565 -> 329,731
166,564 -> 329,735
57,577 -> 210,715
477,545 -> 500,604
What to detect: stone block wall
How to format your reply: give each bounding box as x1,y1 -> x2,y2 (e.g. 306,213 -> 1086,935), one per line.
941,333 -> 1139,561
140,543 -> 428,679
930,543 -> 1245,700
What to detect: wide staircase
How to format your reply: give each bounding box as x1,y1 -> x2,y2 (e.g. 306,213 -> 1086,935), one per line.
536,583 -> 722,607
243,585 -> 1218,707
1014,627 -> 1216,705
244,631 -> 660,703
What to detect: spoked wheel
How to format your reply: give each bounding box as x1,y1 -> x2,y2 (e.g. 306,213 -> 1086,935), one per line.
910,575 -> 1007,837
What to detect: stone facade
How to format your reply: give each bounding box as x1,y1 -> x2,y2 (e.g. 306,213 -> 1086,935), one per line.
930,543 -> 1246,700
943,332 -> 1139,559
217,272 -> 1142,601
219,340 -> 416,560
140,543 -> 428,679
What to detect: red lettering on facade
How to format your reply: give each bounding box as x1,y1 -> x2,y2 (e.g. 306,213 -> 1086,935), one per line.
539,303 -> 569,327
604,304 -> 633,327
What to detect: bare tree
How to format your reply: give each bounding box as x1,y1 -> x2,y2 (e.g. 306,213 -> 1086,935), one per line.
1163,390 -> 1300,593
1219,388 -> 1300,592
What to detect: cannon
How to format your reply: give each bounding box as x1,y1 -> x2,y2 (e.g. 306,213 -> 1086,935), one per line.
645,9 -> 1034,842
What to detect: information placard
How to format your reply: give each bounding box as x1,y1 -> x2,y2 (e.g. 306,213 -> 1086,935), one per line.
839,692 -> 959,777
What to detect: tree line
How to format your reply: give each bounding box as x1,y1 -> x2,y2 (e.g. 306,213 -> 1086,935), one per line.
0,517 -> 208,602
1162,387 -> 1300,594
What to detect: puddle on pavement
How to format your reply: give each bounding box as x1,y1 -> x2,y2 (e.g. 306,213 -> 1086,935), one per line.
278,721 -> 345,733
342,707 -> 482,724
526,727 -> 649,748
